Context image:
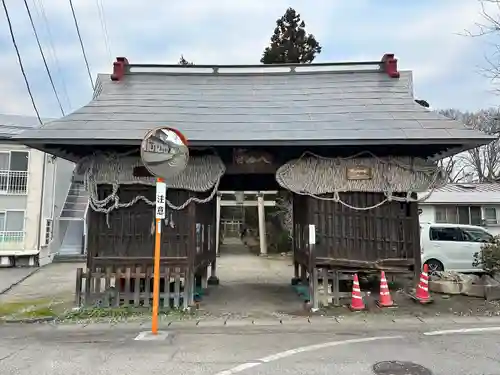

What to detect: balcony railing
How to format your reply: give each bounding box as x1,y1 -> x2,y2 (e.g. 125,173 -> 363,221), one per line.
0,170 -> 28,194
0,231 -> 25,251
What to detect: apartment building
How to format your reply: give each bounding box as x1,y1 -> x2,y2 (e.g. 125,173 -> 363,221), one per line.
0,114 -> 77,267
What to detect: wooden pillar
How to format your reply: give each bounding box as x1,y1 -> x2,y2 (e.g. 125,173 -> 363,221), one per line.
184,268 -> 194,310
300,265 -> 307,284
292,261 -> 300,285
410,197 -> 422,284
209,193 -> 220,286
208,258 -> 219,285
215,192 -> 221,256
82,217 -> 88,255
257,192 -> 267,256
201,265 -> 208,289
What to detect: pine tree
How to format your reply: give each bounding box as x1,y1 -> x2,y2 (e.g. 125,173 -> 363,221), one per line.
178,55 -> 194,65
261,8 -> 321,64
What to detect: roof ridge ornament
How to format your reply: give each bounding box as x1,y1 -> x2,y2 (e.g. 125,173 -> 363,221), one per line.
113,60 -> 388,76
381,53 -> 400,78
111,57 -> 129,81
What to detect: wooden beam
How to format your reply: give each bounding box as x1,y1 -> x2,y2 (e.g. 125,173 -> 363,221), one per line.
220,201 -> 275,207
219,190 -> 278,195
225,163 -> 278,175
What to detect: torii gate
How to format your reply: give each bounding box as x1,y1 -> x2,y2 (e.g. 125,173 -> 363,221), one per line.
215,190 -> 277,256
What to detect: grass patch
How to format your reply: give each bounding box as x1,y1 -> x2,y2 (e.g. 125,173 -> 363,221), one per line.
61,306 -> 196,323
0,300 -> 196,323
0,298 -> 67,320
1,295 -> 197,323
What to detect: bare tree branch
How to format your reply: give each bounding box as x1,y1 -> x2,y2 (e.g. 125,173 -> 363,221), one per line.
463,1 -> 500,87
440,108 -> 500,182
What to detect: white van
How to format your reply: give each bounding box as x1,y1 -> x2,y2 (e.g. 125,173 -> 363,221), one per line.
420,223 -> 494,273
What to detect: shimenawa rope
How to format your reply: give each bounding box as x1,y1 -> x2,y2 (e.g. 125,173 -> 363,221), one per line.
275,150 -> 445,210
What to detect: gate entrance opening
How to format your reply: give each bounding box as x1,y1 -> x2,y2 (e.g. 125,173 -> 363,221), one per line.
217,191 -> 277,256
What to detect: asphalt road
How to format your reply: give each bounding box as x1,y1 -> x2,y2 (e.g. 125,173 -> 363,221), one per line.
1,321 -> 499,375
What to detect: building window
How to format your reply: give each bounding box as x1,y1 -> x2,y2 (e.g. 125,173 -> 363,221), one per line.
435,205 -> 482,226
435,207 -> 447,223
0,151 -> 29,194
0,210 -> 25,249
435,206 -> 457,223
45,218 -> 54,245
484,207 -> 498,225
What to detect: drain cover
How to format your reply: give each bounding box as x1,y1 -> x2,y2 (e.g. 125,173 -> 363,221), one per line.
372,361 -> 432,375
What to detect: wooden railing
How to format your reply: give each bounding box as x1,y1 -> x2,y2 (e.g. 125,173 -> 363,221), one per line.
75,265 -> 192,309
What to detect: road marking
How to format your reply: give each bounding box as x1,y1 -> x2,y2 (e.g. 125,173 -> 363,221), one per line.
134,331 -> 170,341
215,362 -> 261,375
212,335 -> 402,375
423,326 -> 500,336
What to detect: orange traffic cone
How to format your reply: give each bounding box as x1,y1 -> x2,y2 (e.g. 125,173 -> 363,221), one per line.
376,271 -> 396,308
349,274 -> 365,311
415,264 -> 432,304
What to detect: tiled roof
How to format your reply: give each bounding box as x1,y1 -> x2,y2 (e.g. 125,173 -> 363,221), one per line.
419,183 -> 500,204
0,114 -> 53,138
13,58 -> 494,150
433,183 -> 500,193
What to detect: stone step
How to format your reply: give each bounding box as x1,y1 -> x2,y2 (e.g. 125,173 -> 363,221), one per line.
52,253 -> 86,263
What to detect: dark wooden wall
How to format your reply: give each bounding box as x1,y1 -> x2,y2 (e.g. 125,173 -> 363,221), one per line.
194,193 -> 216,269
293,192 -> 420,272
87,184 -> 215,272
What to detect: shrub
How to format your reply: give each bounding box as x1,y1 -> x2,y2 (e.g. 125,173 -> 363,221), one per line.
473,236 -> 500,274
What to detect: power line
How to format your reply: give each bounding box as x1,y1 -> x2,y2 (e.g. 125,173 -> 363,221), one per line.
68,0 -> 95,91
23,0 -> 65,115
1,0 -> 43,126
95,0 -> 112,61
32,0 -> 72,111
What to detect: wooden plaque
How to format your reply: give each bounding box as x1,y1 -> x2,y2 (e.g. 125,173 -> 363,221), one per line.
346,166 -> 372,180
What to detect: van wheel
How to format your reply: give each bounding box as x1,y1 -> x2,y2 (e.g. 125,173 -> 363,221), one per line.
425,259 -> 444,275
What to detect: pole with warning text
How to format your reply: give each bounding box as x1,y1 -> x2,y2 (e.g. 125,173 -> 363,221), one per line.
152,177 -> 166,334
140,126 -> 189,338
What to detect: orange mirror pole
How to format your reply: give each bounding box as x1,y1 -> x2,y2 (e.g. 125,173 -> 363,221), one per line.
140,126 -> 188,337
152,177 -> 166,335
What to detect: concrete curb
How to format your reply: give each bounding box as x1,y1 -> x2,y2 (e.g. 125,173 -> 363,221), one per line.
3,314 -> 500,327
167,315 -> 500,328
0,267 -> 40,296
0,316 -> 57,324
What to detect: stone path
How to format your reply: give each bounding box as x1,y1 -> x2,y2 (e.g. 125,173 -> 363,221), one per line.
0,268 -> 38,295
0,263 -> 84,303
200,241 -> 300,319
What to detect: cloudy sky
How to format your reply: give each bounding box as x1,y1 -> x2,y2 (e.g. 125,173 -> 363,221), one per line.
1,0 -> 500,119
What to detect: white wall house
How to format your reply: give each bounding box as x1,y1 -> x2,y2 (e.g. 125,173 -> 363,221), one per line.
0,114 -> 78,267
418,183 -> 500,236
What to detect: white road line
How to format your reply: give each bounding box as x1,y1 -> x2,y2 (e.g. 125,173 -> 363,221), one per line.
215,362 -> 261,375
212,336 -> 403,375
134,331 -> 170,341
423,326 -> 500,336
